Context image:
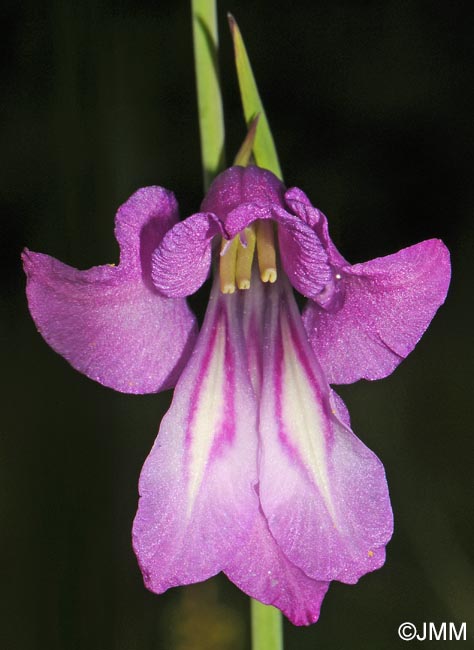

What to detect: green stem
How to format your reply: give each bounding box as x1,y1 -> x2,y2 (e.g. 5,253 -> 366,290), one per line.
192,5 -> 283,648
251,599 -> 284,650
191,0 -> 225,190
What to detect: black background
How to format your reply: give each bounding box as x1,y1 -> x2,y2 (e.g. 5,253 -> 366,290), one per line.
2,1 -> 473,648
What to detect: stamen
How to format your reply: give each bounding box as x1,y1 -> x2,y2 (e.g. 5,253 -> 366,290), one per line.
235,225 -> 256,290
219,237 -> 239,294
219,221 -> 278,293
256,220 -> 277,283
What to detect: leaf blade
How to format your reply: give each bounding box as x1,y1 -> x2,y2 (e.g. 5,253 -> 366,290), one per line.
192,0 -> 226,190
228,14 -> 283,180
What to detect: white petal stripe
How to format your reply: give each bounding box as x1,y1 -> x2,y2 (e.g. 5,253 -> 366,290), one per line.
186,315 -> 227,517
279,308 -> 337,523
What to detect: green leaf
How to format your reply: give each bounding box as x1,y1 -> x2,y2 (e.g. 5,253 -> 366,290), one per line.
233,114 -> 260,166
228,14 -> 283,180
192,0 -> 225,190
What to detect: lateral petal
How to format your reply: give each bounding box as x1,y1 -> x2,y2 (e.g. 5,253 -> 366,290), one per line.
303,239 -> 451,384
23,187 -> 197,393
275,208 -> 332,298
258,279 -> 393,584
284,186 -> 347,267
133,280 -> 258,592
151,212 -> 224,297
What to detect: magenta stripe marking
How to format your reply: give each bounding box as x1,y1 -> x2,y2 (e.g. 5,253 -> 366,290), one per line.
183,301 -> 237,486
210,323 -> 236,458
284,296 -> 334,437
273,293 -> 333,482
184,304 -> 223,448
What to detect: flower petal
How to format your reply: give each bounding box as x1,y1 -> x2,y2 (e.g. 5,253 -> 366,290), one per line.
284,187 -> 348,309
220,204 -> 332,299
114,185 -> 181,278
202,166 -> 333,298
275,208 -> 332,298
216,276 -> 329,625
133,281 -> 258,592
200,166 -> 285,219
258,279 -> 393,584
151,212 -> 224,297
224,505 -> 329,626
23,187 -> 197,393
284,187 -> 347,267
303,239 -> 451,384
153,167 -> 333,299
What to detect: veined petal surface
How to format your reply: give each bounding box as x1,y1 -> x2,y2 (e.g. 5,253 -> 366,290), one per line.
200,166 -> 285,218
224,504 -> 329,626
284,187 -> 347,267
151,212 -> 224,297
133,280 -> 259,592
23,187 -> 197,393
303,239 -> 451,384
258,278 -> 393,584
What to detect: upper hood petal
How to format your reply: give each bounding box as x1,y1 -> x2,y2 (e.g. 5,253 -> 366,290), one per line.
201,165 -> 286,218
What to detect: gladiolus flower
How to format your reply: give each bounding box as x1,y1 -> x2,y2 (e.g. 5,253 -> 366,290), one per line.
23,165 -> 450,625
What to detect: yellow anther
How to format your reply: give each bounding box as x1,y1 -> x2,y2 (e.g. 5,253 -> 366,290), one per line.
235,225 -> 256,290
261,267 -> 277,283
256,220 -> 277,283
219,237 -> 239,294
219,221 -> 278,294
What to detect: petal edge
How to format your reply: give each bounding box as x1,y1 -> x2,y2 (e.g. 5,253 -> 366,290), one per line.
303,239 -> 451,384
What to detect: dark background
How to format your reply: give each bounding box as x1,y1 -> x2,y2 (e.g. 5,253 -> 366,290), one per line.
2,1 -> 473,648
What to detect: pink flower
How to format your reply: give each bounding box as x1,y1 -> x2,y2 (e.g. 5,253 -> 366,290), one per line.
23,166 -> 450,625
